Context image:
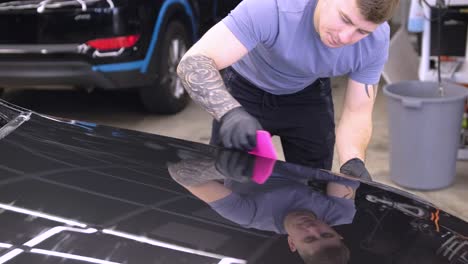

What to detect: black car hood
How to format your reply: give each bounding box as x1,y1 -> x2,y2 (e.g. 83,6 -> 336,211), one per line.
0,100 -> 467,264
0,0 -> 113,9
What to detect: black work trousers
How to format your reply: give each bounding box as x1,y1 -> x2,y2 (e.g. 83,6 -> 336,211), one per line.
210,67 -> 335,170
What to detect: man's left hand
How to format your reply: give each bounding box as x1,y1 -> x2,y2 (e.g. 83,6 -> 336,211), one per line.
339,158 -> 372,181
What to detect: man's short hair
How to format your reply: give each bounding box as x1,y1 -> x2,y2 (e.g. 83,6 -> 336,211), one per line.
357,0 -> 400,24
298,242 -> 350,264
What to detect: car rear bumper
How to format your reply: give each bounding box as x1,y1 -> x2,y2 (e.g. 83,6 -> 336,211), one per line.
0,61 -> 153,89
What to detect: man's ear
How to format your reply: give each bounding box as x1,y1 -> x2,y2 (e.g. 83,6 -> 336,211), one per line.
287,236 -> 297,252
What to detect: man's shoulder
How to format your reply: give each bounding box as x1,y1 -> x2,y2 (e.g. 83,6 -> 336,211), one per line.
374,22 -> 390,41
276,0 -> 316,12
365,22 -> 390,48
227,0 -> 279,16
354,22 -> 390,57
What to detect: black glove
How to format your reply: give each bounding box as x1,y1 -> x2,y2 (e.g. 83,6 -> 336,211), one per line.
215,149 -> 256,182
340,158 -> 372,181
219,107 -> 262,151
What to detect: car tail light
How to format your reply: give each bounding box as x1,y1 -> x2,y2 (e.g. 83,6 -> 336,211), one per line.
86,34 -> 140,51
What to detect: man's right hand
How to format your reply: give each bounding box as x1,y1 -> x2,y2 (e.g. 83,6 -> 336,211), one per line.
215,149 -> 255,182
219,107 -> 262,151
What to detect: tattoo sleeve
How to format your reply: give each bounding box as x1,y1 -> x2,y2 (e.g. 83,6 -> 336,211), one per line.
168,158 -> 224,187
177,55 -> 241,120
364,83 -> 379,99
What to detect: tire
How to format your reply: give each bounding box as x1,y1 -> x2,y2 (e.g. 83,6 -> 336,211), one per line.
139,20 -> 190,114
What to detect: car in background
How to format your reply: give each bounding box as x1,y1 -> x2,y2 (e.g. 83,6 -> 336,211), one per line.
0,99 -> 467,263
0,0 -> 240,114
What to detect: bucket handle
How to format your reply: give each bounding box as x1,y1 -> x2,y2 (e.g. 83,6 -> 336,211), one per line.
402,98 -> 422,109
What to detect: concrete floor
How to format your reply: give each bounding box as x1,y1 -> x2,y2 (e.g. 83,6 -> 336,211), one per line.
3,78 -> 467,221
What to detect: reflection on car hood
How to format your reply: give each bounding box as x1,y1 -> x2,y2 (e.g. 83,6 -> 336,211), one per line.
0,100 -> 467,264
0,0 -> 112,11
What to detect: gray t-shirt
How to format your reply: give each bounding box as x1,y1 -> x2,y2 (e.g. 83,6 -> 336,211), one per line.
209,177 -> 356,234
222,0 -> 390,95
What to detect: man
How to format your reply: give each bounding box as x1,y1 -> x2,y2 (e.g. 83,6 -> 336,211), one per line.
177,0 -> 399,179
283,211 -> 350,264
168,151 -> 357,263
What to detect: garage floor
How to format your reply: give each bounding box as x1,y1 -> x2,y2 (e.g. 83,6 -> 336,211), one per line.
3,77 -> 467,221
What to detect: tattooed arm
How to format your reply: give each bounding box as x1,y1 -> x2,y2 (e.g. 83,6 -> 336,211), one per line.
168,158 -> 232,203
177,55 -> 240,120
177,22 -> 248,120
168,158 -> 224,187
336,78 -> 378,167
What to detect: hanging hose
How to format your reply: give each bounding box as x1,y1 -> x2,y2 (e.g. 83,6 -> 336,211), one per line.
437,0 -> 445,96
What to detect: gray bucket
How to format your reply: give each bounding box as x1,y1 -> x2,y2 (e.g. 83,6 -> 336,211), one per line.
383,81 -> 468,190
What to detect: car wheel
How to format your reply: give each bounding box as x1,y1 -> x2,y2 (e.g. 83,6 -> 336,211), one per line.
139,20 -> 190,114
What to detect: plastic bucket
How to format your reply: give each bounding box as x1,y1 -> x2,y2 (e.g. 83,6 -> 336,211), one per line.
383,81 -> 468,190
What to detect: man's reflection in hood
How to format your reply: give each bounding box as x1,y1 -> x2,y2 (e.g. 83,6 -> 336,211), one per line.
283,210 -> 348,263
168,150 -> 360,263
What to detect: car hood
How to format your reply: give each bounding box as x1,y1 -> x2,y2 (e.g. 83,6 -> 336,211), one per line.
0,100 -> 467,264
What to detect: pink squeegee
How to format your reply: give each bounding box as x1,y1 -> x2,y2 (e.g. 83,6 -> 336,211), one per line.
248,130 -> 278,160
248,130 -> 278,184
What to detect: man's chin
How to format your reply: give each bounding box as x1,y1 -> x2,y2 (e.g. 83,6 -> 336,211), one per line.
322,38 -> 343,48
289,210 -> 316,218
319,33 -> 345,48
285,211 -> 317,226
289,211 -> 317,224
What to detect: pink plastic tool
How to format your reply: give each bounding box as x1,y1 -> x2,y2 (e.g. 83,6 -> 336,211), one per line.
248,130 -> 278,184
248,130 -> 278,160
